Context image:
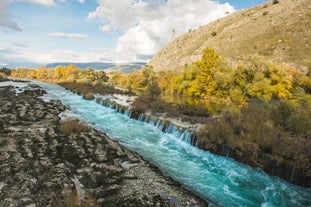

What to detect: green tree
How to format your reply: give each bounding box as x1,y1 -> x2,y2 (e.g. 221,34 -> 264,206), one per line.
96,71 -> 109,82
147,81 -> 162,100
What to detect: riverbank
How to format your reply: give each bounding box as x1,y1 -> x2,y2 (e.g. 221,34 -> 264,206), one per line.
57,81 -> 311,188
0,82 -> 208,206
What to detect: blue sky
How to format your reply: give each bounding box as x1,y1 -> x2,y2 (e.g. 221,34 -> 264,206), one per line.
0,0 -> 267,67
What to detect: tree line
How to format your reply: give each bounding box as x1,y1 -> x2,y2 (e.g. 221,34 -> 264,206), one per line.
10,65 -> 109,83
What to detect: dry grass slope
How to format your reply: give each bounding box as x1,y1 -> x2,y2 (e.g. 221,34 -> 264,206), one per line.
149,0 -> 311,72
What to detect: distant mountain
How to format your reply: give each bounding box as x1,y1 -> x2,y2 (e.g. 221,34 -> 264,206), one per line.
149,0 -> 311,72
45,62 -> 146,73
3,62 -> 41,69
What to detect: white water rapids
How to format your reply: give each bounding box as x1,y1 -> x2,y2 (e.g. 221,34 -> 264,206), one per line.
2,81 -> 311,207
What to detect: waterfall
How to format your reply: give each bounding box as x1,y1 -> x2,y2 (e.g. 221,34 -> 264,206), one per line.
29,81 -> 311,207
124,109 -> 131,117
94,97 -> 197,146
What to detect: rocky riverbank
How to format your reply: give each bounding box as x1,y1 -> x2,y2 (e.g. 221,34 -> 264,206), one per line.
0,83 -> 208,207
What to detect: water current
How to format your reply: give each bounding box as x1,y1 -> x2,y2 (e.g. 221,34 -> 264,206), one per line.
4,81 -> 311,207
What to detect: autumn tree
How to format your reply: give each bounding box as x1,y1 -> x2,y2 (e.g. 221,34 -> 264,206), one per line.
55,66 -> 63,79
139,65 -> 155,88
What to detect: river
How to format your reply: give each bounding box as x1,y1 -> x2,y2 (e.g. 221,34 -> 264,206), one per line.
7,81 -> 311,207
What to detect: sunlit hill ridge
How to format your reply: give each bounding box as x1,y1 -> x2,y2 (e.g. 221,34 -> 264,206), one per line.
149,0 -> 311,72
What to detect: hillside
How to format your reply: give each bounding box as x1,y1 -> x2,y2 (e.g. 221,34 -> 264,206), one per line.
149,0 -> 311,72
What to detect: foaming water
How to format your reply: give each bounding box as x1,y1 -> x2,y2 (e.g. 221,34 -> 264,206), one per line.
32,81 -> 311,206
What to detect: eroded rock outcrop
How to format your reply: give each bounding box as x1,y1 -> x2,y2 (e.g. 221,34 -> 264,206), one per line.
0,84 -> 208,207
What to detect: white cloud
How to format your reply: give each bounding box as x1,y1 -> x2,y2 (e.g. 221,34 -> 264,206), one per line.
16,0 -> 57,7
48,32 -> 88,40
100,25 -> 111,32
1,48 -> 103,64
88,0 -> 235,62
0,0 -> 22,31
0,42 -> 122,65
59,0 -> 85,3
0,0 -> 58,31
30,49 -> 99,63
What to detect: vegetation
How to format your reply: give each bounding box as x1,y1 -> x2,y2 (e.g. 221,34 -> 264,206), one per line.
7,46 -> 311,186
0,67 -> 10,81
108,48 -> 311,186
112,48 -> 311,113
51,189 -> 98,207
60,119 -> 90,136
272,0 -> 279,4
147,81 -> 162,101
148,0 -> 310,72
58,82 -> 133,99
10,65 -> 109,84
0,67 -> 12,76
197,99 -> 311,185
0,72 -> 8,81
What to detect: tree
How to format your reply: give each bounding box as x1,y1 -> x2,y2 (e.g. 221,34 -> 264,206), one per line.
0,67 -> 12,76
140,65 -> 155,88
55,66 -> 63,79
194,48 -> 227,98
96,71 -> 109,82
147,81 -> 161,100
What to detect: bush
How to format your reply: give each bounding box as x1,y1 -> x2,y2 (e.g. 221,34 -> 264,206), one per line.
60,119 -> 90,136
272,0 -> 279,4
0,72 -> 8,81
268,99 -> 293,127
0,68 -> 11,76
52,190 -> 98,207
197,98 -> 311,185
147,81 -> 161,100
177,103 -> 210,117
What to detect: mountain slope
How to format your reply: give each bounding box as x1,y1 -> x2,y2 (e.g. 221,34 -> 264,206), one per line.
45,62 -> 145,73
149,0 -> 311,72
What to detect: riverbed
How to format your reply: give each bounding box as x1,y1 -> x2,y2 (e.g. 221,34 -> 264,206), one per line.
2,80 -> 311,207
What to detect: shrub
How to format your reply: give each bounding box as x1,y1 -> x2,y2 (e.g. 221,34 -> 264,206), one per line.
197,98 -> 311,179
52,190 -> 98,207
268,99 -> 293,127
272,0 -> 279,4
211,31 -> 217,37
60,119 -> 90,136
147,81 -> 161,100
177,103 -> 210,117
0,68 -> 11,76
0,72 -> 8,81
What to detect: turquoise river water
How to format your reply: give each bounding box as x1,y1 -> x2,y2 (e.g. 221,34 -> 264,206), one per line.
8,81 -> 311,207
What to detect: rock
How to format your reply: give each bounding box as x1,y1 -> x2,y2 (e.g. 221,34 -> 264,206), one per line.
121,161 -> 138,170
154,189 -> 169,200
0,85 -> 208,207
24,203 -> 36,207
169,197 -> 182,206
93,185 -> 120,198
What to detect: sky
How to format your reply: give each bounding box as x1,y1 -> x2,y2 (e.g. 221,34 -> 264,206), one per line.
0,0 -> 268,67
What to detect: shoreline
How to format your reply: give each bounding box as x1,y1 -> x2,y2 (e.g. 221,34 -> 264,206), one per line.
57,81 -> 311,188
0,81 -> 209,206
